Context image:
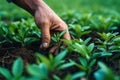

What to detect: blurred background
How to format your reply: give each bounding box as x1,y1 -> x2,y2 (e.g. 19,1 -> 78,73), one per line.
0,0 -> 120,21
0,1 -> 120,80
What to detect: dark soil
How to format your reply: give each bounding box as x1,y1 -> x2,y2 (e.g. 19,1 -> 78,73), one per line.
0,41 -> 119,80
0,47 -> 35,69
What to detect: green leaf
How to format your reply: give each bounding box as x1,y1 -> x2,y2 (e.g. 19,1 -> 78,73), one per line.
71,72 -> 86,80
89,59 -> 96,67
26,77 -> 40,80
2,26 -> 8,34
100,52 -> 112,56
74,43 -> 90,60
53,50 -> 68,68
79,57 -> 87,67
51,37 -> 57,42
63,74 -> 72,80
94,69 -> 105,80
81,31 -> 91,37
54,50 -> 68,62
12,58 -> 23,78
58,62 -> 75,69
24,37 -> 38,45
84,37 -> 91,45
35,53 -> 50,68
88,43 -> 94,53
19,77 -> 27,80
27,64 -> 48,79
13,36 -> 22,43
74,43 -> 87,55
53,75 -> 61,80
59,30 -> 67,37
74,25 -> 82,34
94,62 -> 115,80
69,60 -> 87,71
61,39 -> 72,45
0,67 -> 12,79
38,63 -> 48,76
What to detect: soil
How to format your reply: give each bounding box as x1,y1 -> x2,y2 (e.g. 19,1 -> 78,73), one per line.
0,41 -> 119,80
0,43 -> 36,69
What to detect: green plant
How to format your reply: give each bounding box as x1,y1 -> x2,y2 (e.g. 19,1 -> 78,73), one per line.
63,38 -> 95,60
51,30 -> 67,48
10,19 -> 41,47
53,72 -> 86,80
69,24 -> 91,38
36,50 -> 74,71
96,32 -> 120,60
0,22 -> 12,44
0,19 -> 41,47
0,58 -> 24,80
94,62 -> 120,80
90,16 -> 118,32
62,38 -> 98,79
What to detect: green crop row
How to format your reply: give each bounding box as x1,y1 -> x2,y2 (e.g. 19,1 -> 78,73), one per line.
0,12 -> 120,46
0,48 -> 119,80
0,19 -> 41,47
1,0 -> 120,21
0,12 -> 120,80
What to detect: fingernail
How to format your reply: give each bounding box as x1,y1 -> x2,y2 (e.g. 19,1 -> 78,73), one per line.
42,43 -> 48,48
40,45 -> 42,49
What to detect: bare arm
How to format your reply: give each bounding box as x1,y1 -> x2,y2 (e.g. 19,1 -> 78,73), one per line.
13,0 -> 71,54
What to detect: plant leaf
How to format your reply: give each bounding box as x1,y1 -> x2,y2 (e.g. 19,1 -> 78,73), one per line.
0,67 -> 12,79
58,62 -> 75,70
53,50 -> 68,68
35,53 -> 50,68
12,58 -> 23,78
26,64 -> 48,79
88,43 -> 94,53
71,72 -> 86,80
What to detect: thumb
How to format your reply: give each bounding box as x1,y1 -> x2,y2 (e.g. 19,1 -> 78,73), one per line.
40,24 -> 51,49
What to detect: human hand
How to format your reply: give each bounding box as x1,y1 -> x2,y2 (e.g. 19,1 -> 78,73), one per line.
13,0 -> 71,54
34,1 -> 71,53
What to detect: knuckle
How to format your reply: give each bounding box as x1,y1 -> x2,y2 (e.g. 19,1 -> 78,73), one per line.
59,23 -> 68,31
35,19 -> 49,27
42,33 -> 50,39
41,20 -> 49,25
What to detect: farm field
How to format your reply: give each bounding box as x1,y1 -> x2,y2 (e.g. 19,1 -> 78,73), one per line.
0,0 -> 120,80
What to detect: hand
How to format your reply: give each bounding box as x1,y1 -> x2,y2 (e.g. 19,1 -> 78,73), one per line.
34,1 -> 71,53
13,0 -> 71,54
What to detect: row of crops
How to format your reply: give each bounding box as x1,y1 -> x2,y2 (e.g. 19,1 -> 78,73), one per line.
0,0 -> 120,80
0,12 -> 120,80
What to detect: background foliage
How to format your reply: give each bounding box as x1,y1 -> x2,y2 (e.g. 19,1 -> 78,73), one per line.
0,0 -> 120,80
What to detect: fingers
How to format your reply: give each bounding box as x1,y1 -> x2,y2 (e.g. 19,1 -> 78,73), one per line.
40,23 -> 51,50
49,45 -> 59,55
51,22 -> 71,40
49,23 -> 71,54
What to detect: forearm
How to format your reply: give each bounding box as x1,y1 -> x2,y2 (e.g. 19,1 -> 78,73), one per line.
13,0 -> 43,15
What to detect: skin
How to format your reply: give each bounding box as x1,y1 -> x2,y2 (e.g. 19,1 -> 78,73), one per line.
13,0 -> 71,54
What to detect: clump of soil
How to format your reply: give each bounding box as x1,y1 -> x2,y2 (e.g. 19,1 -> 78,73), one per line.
0,47 -> 35,69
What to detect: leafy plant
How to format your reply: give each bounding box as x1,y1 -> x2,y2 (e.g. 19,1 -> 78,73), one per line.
96,32 -> 120,60
0,19 -> 41,47
36,50 -> 74,71
0,58 -> 24,80
0,22 -> 12,44
90,16 -> 118,32
62,38 -> 98,79
69,24 -> 91,38
94,62 -> 120,80
9,19 -> 41,47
